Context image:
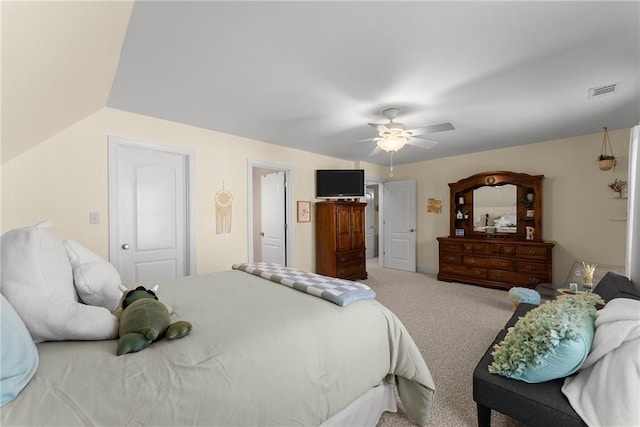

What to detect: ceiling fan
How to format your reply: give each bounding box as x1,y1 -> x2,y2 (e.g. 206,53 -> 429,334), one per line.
364,107 -> 454,176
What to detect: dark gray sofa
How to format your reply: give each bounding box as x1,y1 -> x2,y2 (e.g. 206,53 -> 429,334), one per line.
472,271 -> 640,427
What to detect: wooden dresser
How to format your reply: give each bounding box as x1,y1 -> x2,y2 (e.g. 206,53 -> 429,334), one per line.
315,201 -> 367,280
437,171 -> 555,290
437,237 -> 554,290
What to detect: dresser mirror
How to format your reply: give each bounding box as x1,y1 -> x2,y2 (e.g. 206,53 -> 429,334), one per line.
473,184 -> 517,232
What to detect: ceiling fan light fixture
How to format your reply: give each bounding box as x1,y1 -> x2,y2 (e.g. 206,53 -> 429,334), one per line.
377,135 -> 407,152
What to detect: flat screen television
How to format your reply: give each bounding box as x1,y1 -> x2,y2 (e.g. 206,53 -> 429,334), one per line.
315,169 -> 365,198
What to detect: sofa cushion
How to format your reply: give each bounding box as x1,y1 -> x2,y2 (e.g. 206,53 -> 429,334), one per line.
594,271 -> 640,302
489,293 -> 603,383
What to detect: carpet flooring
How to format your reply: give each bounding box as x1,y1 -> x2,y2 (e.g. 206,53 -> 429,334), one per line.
361,260 -> 526,427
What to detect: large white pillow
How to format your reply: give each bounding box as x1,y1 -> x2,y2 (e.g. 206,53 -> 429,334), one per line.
64,239 -> 123,313
0,222 -> 118,342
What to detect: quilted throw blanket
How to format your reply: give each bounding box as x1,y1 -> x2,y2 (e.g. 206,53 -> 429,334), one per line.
232,262 -> 376,306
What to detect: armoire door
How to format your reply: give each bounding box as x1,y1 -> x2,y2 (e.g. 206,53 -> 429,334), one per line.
350,205 -> 365,250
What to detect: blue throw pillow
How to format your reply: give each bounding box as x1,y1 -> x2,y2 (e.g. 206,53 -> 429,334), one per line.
1,294 -> 39,406
489,293 -> 602,383
511,312 -> 594,383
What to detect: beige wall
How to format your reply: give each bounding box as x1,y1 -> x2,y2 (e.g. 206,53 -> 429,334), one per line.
393,127 -> 631,283
1,106 -> 630,284
1,107 -> 385,274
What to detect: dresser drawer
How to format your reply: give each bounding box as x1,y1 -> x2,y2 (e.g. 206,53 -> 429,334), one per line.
440,263 -> 487,279
489,269 -> 545,288
516,246 -> 548,260
495,245 -> 515,256
464,256 -> 515,270
336,262 -> 366,279
440,253 -> 462,264
336,249 -> 365,265
463,243 -> 491,254
440,241 -> 462,253
517,261 -> 547,274
437,236 -> 554,290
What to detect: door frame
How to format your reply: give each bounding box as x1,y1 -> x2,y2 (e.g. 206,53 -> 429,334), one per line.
260,170 -> 286,264
247,159 -> 294,266
108,136 -> 197,276
365,175 -> 386,268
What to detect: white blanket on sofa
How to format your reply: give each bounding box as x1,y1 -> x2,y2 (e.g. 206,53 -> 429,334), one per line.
562,298 -> 640,426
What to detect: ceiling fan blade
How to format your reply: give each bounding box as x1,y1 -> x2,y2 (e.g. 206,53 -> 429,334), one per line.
369,145 -> 382,156
368,123 -> 390,133
407,122 -> 454,136
335,136 -> 379,146
355,136 -> 378,143
408,137 -> 438,149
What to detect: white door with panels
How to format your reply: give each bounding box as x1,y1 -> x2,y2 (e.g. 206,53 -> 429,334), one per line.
383,180 -> 417,272
261,171 -> 286,264
109,138 -> 193,285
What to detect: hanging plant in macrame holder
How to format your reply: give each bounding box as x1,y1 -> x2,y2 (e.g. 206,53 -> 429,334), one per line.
598,127 -> 616,171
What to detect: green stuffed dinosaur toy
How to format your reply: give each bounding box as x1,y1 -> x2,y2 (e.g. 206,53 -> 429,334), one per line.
117,285 -> 192,355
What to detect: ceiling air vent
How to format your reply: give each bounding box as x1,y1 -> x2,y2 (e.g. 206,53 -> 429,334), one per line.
588,83 -> 618,99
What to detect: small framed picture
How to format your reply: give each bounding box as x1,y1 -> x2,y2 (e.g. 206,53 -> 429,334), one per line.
297,201 -> 311,222
427,198 -> 443,214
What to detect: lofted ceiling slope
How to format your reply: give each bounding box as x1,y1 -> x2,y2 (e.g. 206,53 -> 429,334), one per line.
1,0 -> 134,162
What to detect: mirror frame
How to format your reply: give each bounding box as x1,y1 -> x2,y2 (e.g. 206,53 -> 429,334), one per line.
448,171 -> 544,241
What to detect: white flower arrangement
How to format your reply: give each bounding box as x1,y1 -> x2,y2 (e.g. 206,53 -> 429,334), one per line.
581,262 -> 597,284
489,292 -> 604,377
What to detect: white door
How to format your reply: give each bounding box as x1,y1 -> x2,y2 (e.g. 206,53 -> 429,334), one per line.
261,171 -> 286,264
365,190 -> 376,259
109,139 -> 192,285
383,180 -> 416,272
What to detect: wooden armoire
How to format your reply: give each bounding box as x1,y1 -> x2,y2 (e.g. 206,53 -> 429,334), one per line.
315,201 -> 368,280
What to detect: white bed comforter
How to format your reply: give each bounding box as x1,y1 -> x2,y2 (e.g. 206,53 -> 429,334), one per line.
562,298 -> 640,426
2,270 -> 435,426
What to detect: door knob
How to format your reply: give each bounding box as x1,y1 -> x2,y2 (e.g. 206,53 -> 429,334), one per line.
122,244 -> 131,250
409,228 -> 415,232
260,232 -> 265,236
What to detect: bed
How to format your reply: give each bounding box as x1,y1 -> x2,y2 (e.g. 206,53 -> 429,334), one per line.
1,267 -> 435,426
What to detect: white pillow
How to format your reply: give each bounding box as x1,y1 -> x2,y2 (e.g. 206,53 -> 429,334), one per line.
64,239 -> 123,313
0,222 -> 118,342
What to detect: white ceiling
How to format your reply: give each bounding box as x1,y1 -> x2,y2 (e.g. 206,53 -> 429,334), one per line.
3,2 -> 639,166
107,1 -> 640,165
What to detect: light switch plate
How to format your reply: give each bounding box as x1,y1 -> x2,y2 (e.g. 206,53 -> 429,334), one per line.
89,212 -> 100,224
